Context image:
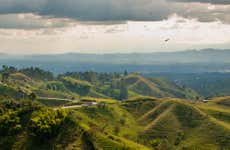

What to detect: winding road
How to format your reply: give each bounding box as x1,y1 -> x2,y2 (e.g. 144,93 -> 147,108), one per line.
38,97 -> 98,109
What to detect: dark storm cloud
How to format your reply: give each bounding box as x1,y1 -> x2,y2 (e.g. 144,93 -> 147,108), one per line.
0,14 -> 70,29
168,0 -> 230,4
0,0 -> 229,28
0,0 -> 172,21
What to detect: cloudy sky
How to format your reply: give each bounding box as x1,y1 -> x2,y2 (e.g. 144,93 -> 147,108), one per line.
0,0 -> 230,54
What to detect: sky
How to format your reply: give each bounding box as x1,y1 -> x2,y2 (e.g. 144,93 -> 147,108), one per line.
0,0 -> 230,54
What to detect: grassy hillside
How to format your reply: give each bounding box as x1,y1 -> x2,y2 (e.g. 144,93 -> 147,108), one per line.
124,74 -> 199,99
0,67 -> 201,101
124,98 -> 230,150
0,67 -> 229,149
0,96 -> 230,150
211,96 -> 230,107
151,72 -> 230,98
0,99 -> 150,150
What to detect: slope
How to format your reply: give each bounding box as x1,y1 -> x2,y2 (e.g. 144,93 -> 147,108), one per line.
135,99 -> 230,150
124,74 -> 199,99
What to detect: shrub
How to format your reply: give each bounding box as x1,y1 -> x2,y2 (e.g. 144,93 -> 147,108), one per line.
114,125 -> 120,135
61,77 -> 92,96
29,109 -> 67,140
150,138 -> 161,148
174,131 -> 184,145
0,110 -> 22,135
150,138 -> 172,150
173,103 -> 203,128
119,118 -> 126,125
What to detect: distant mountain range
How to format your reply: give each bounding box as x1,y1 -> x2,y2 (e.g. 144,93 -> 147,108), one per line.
0,49 -> 230,73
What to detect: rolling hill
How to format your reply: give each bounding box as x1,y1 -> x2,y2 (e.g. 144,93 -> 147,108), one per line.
0,66 -> 229,149
124,74 -> 199,99
0,67 -> 200,102
123,98 -> 230,149
0,97 -> 229,149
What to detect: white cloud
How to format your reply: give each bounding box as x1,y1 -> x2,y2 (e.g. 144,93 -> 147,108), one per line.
0,0 -> 229,53
0,15 -> 230,54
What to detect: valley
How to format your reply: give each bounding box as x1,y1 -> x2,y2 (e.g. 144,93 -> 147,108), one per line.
0,66 -> 229,150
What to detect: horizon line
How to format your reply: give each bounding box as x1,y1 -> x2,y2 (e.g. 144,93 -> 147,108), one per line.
0,48 -> 229,56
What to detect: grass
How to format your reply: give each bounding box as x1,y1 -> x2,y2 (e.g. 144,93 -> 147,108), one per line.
70,102 -> 147,148
0,90 -> 230,149
122,97 -> 160,118
124,74 -> 199,99
210,96 -> 230,107
34,89 -> 77,99
37,99 -> 70,107
129,99 -> 230,149
65,98 -> 230,149
1,69 -> 230,149
196,97 -> 230,125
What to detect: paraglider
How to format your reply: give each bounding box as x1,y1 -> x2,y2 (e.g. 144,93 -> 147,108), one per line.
165,38 -> 170,42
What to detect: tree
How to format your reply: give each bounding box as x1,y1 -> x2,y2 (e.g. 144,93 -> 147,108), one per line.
85,71 -> 97,83
20,67 -> 54,81
124,70 -> 128,76
98,102 -> 106,109
2,65 -> 8,70
61,77 -> 91,96
8,66 -> 17,74
119,79 -> 128,100
0,110 -> 22,136
17,88 -> 25,100
195,96 -> 200,101
1,72 -> 9,83
29,109 -> 67,140
1,65 -> 17,74
114,125 -> 120,135
29,92 -> 37,101
151,139 -> 172,150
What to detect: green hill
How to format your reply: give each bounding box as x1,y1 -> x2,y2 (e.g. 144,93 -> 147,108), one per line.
124,74 -> 199,99
125,98 -> 230,150
0,96 -> 230,150
211,96 -> 230,107
0,67 -> 229,149
0,67 -> 201,102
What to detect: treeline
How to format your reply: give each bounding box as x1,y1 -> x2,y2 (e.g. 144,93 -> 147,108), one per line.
0,65 -> 54,82
59,71 -> 129,100
0,66 -> 53,101
59,70 -> 128,84
0,65 -> 129,83
0,66 -> 129,100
